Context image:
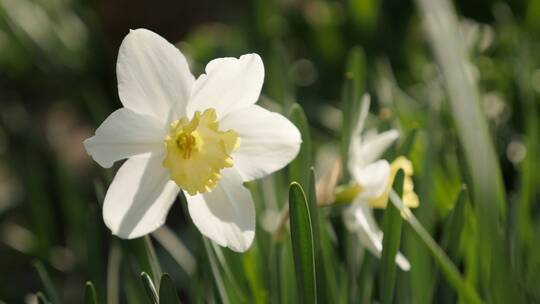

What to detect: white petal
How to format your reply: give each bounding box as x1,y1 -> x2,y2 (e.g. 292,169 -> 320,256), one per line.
395,252 -> 411,271
349,160 -> 390,200
348,96 -> 370,170
186,168 -> 255,252
344,200 -> 379,234
343,200 -> 410,271
187,54 -> 264,119
84,108 -> 166,168
219,105 -> 301,181
352,94 -> 371,139
348,135 -> 365,170
103,154 -> 179,239
117,28 -> 195,122
359,129 -> 399,164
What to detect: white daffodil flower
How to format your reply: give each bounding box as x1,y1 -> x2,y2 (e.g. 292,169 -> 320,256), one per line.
343,94 -> 418,271
84,29 -> 301,252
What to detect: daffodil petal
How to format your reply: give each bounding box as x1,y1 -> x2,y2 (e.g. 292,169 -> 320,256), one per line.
219,105 -> 302,181
84,108 -> 166,168
348,95 -> 371,169
344,200 -> 411,271
102,154 -> 179,239
352,94 -> 371,139
187,54 -> 264,119
359,129 -> 399,165
186,168 -> 255,252
349,160 -> 391,200
368,156 -> 419,209
117,28 -> 195,122
396,252 -> 411,271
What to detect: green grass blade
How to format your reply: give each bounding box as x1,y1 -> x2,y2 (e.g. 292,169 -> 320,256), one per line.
159,274 -> 181,304
357,254 -> 377,304
124,268 -> 146,304
242,247 -> 268,304
309,168 -> 327,302
433,187 -> 469,301
289,182 -> 317,304
279,241 -> 297,303
86,203 -> 105,304
414,0 -> 516,301
265,42 -> 295,107
288,103 -> 312,191
33,260 -> 60,304
379,170 -> 405,304
441,187 -> 468,258
123,236 -> 162,285
389,191 -> 483,304
203,238 -> 230,304
84,282 -> 98,304
140,272 -> 159,304
152,227 -> 196,276
106,241 -> 122,304
210,242 -> 248,302
398,128 -> 419,157
340,46 -> 366,181
308,168 -> 320,253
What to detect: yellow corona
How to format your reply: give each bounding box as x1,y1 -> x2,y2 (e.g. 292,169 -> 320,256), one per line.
163,108 -> 239,195
368,156 -> 419,209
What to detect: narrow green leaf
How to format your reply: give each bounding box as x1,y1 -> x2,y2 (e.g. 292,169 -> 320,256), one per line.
357,254 -> 377,304
265,42 -> 295,107
143,236 -> 163,282
25,152 -> 54,258
140,272 -> 158,304
106,241 -> 122,304
86,203 -> 105,304
441,186 -> 468,258
84,282 -> 98,304
319,217 -> 339,302
289,182 -> 317,304
211,242 -> 248,302
407,215 -> 482,304
345,230 -> 362,301
124,267 -> 146,304
340,47 -> 366,181
151,226 -> 196,276
242,247 -> 268,304
268,242 -> 280,304
123,236 -> 162,284
308,168 -> 320,253
398,128 -> 419,157
203,238 -> 230,304
309,168 -> 326,303
159,274 -> 181,304
415,0 -> 516,301
279,241 -> 297,304
380,170 -> 405,304
33,260 -> 60,304
432,187 -> 469,301
389,191 -> 483,304
288,103 -> 312,190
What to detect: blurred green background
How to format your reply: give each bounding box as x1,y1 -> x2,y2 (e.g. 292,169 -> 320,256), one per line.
1,0 -> 540,303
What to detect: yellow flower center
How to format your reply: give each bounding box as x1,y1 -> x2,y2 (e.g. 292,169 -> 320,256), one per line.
368,156 -> 419,209
163,108 -> 239,195
333,156 -> 420,208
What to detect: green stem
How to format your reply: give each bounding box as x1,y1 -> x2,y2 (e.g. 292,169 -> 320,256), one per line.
389,190 -> 483,304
